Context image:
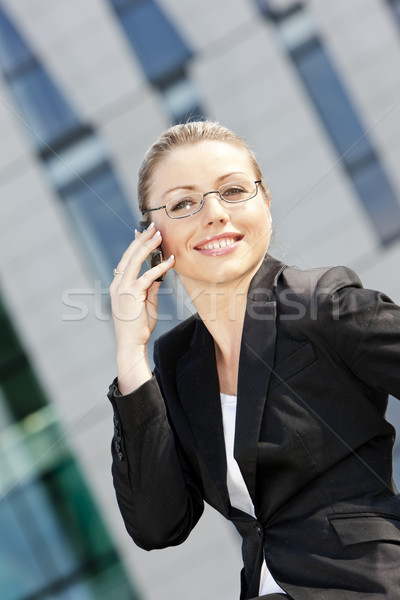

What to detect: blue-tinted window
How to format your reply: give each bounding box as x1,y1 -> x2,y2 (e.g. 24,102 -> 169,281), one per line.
10,68 -> 80,149
0,6 -> 79,148
0,297 -> 137,599
386,0 -> 400,23
0,295 -> 47,421
0,422 -> 138,600
351,160 -> 400,245
256,1 -> 400,245
1,480 -> 78,598
0,7 -> 32,75
0,5 -> 137,282
255,0 -> 303,22
110,0 -> 143,11
109,0 -> 205,123
160,71 -> 205,123
117,0 -> 192,84
294,43 -> 372,168
60,165 -> 135,285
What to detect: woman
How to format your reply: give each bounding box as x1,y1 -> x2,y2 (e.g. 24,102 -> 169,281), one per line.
108,121 -> 400,599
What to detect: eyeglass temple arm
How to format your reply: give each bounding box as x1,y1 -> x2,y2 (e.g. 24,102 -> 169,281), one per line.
141,204 -> 167,214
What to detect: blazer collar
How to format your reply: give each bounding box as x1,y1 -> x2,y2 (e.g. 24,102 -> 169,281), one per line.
236,255 -> 286,501
176,254 -> 286,510
176,318 -> 229,511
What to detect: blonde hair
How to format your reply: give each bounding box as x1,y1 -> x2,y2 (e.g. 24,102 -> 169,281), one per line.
138,121 -> 269,225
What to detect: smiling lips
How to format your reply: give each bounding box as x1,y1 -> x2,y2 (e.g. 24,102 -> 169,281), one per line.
194,234 -> 243,256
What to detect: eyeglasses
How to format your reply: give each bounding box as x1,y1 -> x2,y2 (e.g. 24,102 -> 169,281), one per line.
142,179 -> 262,219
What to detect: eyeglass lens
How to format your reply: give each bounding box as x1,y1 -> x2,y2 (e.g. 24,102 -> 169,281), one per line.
166,179 -> 258,218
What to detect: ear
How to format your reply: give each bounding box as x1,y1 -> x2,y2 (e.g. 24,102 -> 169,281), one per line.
260,181 -> 271,208
266,186 -> 272,209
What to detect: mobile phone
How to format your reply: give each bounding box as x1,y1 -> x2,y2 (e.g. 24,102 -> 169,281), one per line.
140,221 -> 164,282
150,248 -> 164,282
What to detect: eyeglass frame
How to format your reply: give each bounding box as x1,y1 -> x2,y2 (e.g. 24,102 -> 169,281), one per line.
141,179 -> 263,220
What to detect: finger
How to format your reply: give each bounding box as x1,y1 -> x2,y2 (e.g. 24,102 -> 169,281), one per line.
111,255 -> 174,322
123,230 -> 164,281
114,222 -> 156,272
113,251 -> 174,302
145,255 -> 175,318
138,253 -> 175,288
111,228 -> 162,290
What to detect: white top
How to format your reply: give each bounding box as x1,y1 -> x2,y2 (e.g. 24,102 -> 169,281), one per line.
220,393 -> 287,596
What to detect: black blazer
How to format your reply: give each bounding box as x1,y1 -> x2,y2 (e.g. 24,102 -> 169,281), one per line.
108,254 -> 400,600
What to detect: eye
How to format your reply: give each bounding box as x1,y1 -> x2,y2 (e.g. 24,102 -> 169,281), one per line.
221,181 -> 252,200
169,196 -> 198,213
223,185 -> 247,196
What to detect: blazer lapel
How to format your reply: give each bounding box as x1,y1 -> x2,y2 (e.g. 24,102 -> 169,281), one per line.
235,255 -> 286,502
175,255 -> 286,512
176,318 -> 230,512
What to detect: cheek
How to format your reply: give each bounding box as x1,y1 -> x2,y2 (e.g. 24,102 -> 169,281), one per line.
250,205 -> 272,250
152,217 -> 174,257
158,225 -> 183,259
160,236 -> 173,258
249,201 -> 271,230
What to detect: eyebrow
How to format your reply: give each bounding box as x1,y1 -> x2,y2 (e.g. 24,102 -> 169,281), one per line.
162,172 -> 249,198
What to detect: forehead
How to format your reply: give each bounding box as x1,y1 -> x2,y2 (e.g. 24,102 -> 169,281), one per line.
150,140 -> 255,189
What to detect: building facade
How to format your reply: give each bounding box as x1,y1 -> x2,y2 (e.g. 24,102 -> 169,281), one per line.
0,1 -> 400,599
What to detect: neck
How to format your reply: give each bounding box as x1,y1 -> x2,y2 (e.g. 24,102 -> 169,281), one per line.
178,254 -> 268,395
179,257 -> 262,361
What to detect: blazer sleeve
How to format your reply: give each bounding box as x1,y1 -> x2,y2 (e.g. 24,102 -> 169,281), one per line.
315,266 -> 400,401
108,351 -> 204,550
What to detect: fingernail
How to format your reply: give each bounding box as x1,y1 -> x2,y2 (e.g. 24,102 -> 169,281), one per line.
152,230 -> 161,240
168,254 -> 175,261
134,229 -> 138,238
146,222 -> 155,231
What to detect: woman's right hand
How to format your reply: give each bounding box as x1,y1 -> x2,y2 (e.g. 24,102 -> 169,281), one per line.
109,223 -> 175,394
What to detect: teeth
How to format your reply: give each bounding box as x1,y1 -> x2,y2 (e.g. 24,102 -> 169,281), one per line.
199,237 -> 237,250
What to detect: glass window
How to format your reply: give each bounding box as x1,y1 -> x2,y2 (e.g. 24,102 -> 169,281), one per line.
0,6 -> 137,286
255,0 -> 305,22
0,292 -> 137,599
0,298 -> 138,600
0,408 -> 138,600
110,0 -> 205,123
45,132 -> 108,190
277,6 -> 315,49
293,42 -> 373,168
110,0 -> 143,11
59,164 -> 136,286
0,6 -> 32,75
0,389 -> 13,433
44,131 -> 138,287
0,298 -> 21,360
0,6 -> 80,149
351,160 -> 400,245
116,0 -> 192,84
0,490 -> 47,599
0,297 -> 47,422
9,68 -> 80,149
256,1 -> 400,245
386,0 -> 400,23
1,360 -> 47,422
160,72 -> 205,124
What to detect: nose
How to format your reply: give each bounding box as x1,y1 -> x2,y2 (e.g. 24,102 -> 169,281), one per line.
200,192 -> 230,226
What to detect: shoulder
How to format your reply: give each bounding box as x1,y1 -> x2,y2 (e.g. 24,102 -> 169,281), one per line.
255,254 -> 363,300
273,262 -> 366,327
279,263 -> 363,298
278,263 -> 399,335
